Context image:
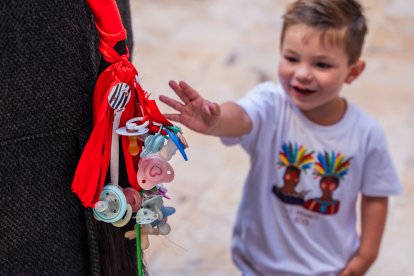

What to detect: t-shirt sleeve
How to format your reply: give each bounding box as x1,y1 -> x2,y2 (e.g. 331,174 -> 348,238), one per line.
361,125 -> 402,196
221,82 -> 282,155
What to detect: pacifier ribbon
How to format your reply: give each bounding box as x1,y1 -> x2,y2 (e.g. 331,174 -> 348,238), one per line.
72,37 -> 137,207
72,35 -> 174,207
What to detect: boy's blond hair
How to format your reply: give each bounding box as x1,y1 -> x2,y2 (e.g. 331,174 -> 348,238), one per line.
281,0 -> 368,64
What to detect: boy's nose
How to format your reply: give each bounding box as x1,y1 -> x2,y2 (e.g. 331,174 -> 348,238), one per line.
295,65 -> 313,82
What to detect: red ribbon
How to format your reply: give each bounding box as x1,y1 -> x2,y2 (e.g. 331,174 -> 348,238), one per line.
72,38 -> 173,207
86,0 -> 124,47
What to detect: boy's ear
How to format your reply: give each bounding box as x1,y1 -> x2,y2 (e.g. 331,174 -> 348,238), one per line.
345,60 -> 365,84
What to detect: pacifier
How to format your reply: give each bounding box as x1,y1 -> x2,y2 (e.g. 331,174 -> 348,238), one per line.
165,128 -> 188,161
116,117 -> 149,156
151,206 -> 175,226
123,187 -> 142,212
156,184 -> 171,199
112,204 -> 133,227
93,184 -> 128,223
135,205 -> 158,246
137,155 -> 175,190
158,137 -> 177,161
135,207 -> 158,225
108,82 -> 131,110
142,195 -> 164,220
154,221 -> 171,235
140,133 -> 165,158
143,196 -> 172,235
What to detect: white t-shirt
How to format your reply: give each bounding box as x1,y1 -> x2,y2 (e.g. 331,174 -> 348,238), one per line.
222,82 -> 402,276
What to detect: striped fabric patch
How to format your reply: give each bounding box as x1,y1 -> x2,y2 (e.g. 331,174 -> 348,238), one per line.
108,82 -> 131,110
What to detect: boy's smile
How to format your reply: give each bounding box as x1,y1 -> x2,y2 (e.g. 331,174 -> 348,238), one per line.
293,86 -> 316,96
278,24 -> 365,125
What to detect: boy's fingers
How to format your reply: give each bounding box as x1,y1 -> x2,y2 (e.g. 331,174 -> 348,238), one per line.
202,103 -> 211,116
169,80 -> 190,104
168,80 -> 182,91
159,95 -> 184,112
178,81 -> 200,101
201,102 -> 217,118
209,102 -> 220,116
162,113 -> 181,123
202,102 -> 220,116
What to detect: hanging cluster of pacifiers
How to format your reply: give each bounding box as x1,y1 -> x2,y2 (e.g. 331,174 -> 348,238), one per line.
92,80 -> 188,246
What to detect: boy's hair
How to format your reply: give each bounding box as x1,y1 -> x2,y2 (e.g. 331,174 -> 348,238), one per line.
281,0 -> 368,64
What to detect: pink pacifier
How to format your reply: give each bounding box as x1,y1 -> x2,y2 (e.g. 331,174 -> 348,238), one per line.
137,155 -> 175,190
123,187 -> 142,212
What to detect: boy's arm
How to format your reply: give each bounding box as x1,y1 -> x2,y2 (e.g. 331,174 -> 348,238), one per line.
160,80 -> 252,137
340,196 -> 388,276
211,101 -> 252,137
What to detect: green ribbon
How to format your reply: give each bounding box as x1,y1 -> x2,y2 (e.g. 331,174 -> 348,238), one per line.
136,224 -> 143,276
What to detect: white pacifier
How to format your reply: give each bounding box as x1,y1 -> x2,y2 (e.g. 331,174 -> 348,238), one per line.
158,137 -> 178,161
116,117 -> 149,155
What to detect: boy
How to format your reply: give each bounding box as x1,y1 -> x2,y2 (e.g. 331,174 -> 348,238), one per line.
160,0 -> 402,275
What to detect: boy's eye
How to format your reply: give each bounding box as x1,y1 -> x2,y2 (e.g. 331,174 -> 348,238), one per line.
284,56 -> 298,63
315,62 -> 332,69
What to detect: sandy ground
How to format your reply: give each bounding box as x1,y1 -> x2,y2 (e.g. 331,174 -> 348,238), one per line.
129,0 -> 414,275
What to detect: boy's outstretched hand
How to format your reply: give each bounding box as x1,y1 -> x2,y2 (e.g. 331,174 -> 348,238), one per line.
159,81 -> 221,135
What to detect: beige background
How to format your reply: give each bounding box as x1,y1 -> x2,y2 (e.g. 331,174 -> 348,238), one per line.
129,0 -> 414,275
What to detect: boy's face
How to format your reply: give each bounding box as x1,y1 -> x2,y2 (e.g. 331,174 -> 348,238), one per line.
278,24 -> 364,121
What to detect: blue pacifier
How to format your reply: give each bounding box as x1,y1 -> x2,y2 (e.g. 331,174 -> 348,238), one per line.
140,133 -> 165,158
93,184 -> 128,223
165,128 -> 188,161
151,206 -> 176,227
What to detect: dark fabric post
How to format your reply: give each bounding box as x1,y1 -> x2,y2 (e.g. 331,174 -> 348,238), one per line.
0,1 -> 136,275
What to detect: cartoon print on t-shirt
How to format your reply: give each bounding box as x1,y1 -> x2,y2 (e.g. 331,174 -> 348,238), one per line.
303,151 -> 352,215
272,142 -> 314,205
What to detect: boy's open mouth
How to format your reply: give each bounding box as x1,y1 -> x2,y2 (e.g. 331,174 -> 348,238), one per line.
293,86 -> 316,96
